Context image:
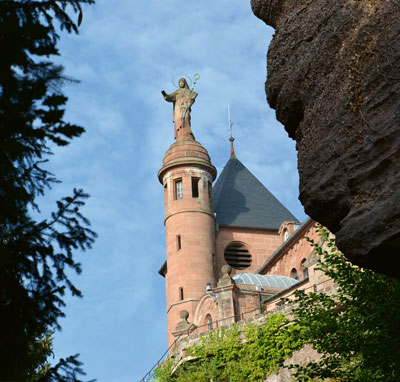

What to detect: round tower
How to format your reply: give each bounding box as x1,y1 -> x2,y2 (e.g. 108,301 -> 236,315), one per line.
158,137 -> 217,345
159,78 -> 217,345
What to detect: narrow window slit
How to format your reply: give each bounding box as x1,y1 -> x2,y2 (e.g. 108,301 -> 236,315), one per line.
192,177 -> 199,198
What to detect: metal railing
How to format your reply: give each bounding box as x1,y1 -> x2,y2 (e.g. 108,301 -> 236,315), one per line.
139,278 -> 336,381
139,306 -> 263,381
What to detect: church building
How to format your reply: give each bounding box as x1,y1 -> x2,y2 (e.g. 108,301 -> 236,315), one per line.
158,80 -> 332,348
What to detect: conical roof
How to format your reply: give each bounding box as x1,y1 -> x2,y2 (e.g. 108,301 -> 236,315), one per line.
213,158 -> 297,230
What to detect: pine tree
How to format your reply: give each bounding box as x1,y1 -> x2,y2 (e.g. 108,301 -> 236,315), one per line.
0,1 -> 96,380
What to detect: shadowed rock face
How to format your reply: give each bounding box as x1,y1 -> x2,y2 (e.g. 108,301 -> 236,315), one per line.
251,0 -> 400,277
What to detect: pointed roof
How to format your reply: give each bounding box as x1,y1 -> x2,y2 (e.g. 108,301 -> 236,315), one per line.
213,158 -> 297,230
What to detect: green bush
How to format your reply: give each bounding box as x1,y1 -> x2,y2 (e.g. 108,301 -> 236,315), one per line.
153,313 -> 307,382
290,225 -> 400,382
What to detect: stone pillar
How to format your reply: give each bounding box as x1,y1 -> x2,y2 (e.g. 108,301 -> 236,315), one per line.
171,310 -> 196,338
214,265 -> 237,326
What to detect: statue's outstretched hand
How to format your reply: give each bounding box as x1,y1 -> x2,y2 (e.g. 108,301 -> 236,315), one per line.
161,90 -> 167,97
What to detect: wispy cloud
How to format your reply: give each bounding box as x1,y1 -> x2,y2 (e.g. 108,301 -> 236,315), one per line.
42,1 -> 308,380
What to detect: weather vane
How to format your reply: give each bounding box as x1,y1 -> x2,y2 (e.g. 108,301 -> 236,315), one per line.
228,103 -> 233,138
227,103 -> 236,159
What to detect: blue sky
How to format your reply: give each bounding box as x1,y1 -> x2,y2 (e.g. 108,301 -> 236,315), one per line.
41,1 -> 307,380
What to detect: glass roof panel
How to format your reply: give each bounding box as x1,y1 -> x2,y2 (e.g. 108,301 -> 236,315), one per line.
232,273 -> 299,289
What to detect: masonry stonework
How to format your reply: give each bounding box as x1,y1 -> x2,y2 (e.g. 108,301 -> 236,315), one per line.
156,82 -> 342,380
159,138 -> 217,346
216,226 -> 282,277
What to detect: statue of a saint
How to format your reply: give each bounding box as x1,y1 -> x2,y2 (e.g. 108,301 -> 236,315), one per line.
161,78 -> 198,139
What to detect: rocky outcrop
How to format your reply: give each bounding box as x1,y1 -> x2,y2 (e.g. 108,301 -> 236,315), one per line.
251,0 -> 400,277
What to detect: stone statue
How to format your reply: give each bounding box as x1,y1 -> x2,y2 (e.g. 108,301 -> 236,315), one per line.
161,78 -> 198,139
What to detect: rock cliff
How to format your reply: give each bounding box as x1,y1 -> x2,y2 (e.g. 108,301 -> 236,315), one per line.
251,0 -> 400,277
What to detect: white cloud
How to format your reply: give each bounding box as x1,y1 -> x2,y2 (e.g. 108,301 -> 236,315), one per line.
41,1 -> 307,380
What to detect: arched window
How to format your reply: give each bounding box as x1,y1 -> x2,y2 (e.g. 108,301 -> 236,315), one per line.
301,259 -> 309,279
290,268 -> 299,281
206,314 -> 213,331
224,243 -> 252,270
283,228 -> 289,241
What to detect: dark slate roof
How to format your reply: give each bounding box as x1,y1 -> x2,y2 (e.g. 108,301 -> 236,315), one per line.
213,158 -> 298,230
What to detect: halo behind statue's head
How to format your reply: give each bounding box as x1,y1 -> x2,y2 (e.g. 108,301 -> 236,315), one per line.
178,78 -> 190,89
173,74 -> 192,89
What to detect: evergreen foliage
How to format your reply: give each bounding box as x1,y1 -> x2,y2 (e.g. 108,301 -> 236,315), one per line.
153,314 -> 307,382
289,225 -> 400,381
0,1 -> 96,380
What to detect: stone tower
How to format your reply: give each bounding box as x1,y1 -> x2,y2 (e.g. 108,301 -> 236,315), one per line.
159,79 -> 217,345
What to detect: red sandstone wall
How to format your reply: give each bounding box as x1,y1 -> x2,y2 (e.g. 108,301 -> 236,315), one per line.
234,291 -> 261,320
261,222 -> 336,311
192,295 -> 219,333
215,226 -> 281,277
265,222 -> 318,279
163,165 -> 216,346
